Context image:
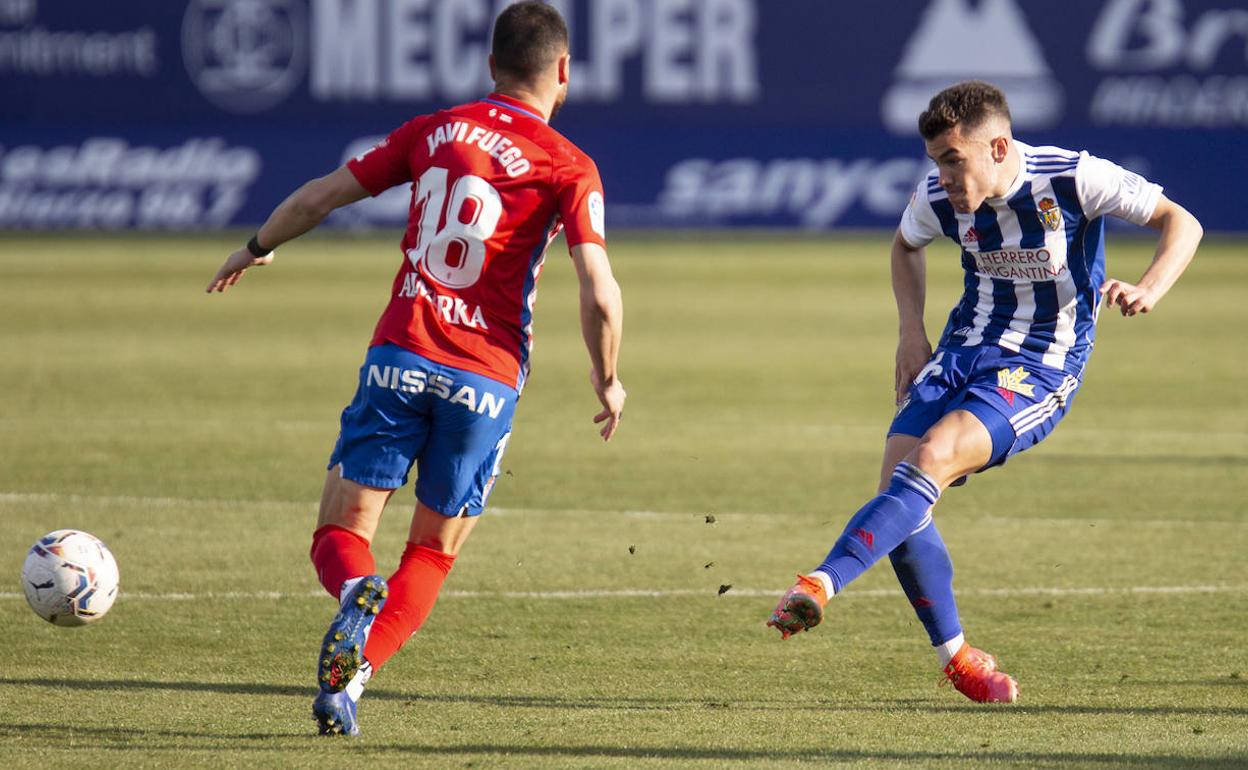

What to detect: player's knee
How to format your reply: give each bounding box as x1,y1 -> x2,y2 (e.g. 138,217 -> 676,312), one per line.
911,437 -> 958,482
322,499 -> 381,537
409,503 -> 477,556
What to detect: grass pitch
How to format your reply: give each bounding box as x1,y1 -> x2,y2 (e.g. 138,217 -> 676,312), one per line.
1,233 -> 1245,769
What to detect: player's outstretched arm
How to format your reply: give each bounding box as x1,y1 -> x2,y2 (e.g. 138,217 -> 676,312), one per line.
206,166 -> 370,293
892,229 -> 932,404
1100,194 -> 1203,317
569,243 -> 625,441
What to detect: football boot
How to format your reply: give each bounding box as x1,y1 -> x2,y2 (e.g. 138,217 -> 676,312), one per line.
766,574 -> 830,640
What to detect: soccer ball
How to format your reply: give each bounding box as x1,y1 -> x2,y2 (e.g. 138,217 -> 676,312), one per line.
21,529 -> 120,626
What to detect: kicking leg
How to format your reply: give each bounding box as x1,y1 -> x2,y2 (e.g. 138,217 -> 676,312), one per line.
818,409 -> 991,592
769,410 -> 1015,701
768,411 -> 989,636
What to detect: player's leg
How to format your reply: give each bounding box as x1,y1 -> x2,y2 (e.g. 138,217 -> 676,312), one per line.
312,344 -> 432,735
895,359 -> 1079,702
312,345 -> 428,601
872,426 -> 974,669
357,363 -> 517,680
815,409 -> 991,593
771,410 -> 1018,702
868,433 -> 968,666
928,367 -> 1079,704
310,470 -> 394,600
825,412 -> 1014,701
312,483 -> 400,735
768,348 -> 967,640
767,415 -> 989,639
905,489 -> 1016,702
875,434 -> 920,492
768,434 -> 915,637
358,502 -> 480,674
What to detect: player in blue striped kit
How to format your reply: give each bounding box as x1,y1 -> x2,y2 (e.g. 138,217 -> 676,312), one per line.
767,81 -> 1203,703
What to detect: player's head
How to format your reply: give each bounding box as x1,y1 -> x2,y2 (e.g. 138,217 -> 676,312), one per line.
918,81 -> 1015,213
490,2 -> 570,119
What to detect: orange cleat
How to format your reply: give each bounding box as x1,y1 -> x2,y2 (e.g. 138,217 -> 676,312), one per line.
766,574 -> 830,639
943,643 -> 1019,703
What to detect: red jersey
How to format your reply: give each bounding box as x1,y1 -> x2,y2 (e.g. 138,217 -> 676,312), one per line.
347,93 -> 606,390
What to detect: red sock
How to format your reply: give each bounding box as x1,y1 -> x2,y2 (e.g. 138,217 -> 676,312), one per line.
362,542 -> 455,671
310,525 -> 376,600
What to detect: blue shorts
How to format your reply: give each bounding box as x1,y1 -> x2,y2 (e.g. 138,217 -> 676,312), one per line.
890,345 -> 1081,473
327,344 -> 518,517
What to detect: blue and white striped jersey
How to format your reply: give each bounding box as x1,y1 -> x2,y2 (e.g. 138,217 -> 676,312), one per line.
899,141 -> 1162,376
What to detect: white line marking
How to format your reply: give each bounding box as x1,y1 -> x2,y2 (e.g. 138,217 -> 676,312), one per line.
1,585 -> 1244,603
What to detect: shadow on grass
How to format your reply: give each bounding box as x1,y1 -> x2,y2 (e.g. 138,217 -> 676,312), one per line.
0,723 -> 305,742
3,677 -> 1247,719
0,722 -> 1244,769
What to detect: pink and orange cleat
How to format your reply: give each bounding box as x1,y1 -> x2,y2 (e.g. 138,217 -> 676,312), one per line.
943,643 -> 1019,703
766,574 -> 830,640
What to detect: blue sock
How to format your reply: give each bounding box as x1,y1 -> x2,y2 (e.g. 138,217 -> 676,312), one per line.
816,462 -> 940,592
888,522 -> 963,647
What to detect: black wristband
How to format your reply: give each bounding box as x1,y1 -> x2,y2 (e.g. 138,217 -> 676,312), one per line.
246,234 -> 271,257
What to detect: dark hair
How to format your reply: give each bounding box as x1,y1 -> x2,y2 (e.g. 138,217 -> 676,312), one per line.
917,81 -> 1012,140
491,2 -> 568,82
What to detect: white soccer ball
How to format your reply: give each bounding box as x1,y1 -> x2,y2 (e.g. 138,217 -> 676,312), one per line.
21,529 -> 120,626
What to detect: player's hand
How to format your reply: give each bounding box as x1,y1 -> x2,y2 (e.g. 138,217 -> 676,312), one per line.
1100,278 -> 1158,317
590,369 -> 626,442
895,334 -> 933,405
206,248 -> 274,294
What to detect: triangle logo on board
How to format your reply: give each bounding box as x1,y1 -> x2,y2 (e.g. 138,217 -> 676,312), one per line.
882,0 -> 1065,135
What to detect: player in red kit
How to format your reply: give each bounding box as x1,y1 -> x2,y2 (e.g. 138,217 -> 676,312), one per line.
206,2 -> 624,736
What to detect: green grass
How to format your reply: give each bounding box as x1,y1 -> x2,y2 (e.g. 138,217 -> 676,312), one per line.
1,233 -> 1245,769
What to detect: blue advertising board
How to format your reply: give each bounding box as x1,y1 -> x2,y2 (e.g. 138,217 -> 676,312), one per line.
2,0 -> 1245,231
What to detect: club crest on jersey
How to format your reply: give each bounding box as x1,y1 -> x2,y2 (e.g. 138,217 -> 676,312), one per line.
995,366 -> 1036,405
1038,197 -> 1062,231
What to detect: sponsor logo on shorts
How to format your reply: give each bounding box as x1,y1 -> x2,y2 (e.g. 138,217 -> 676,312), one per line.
996,366 -> 1036,405
365,365 -> 507,419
